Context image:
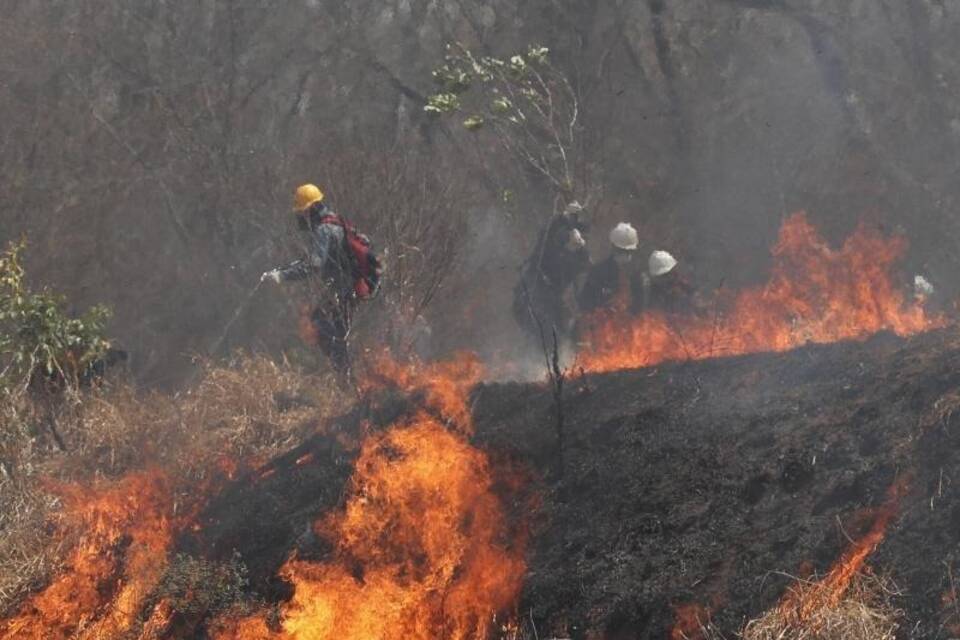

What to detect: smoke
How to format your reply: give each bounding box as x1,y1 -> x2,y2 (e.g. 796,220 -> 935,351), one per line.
4,1 -> 960,385
660,3 -> 960,297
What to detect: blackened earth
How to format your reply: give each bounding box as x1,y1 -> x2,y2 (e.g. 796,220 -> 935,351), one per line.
187,328 -> 960,639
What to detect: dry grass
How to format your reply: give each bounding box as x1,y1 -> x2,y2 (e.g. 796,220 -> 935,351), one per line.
668,572 -> 901,640
740,572 -> 902,640
920,388 -> 960,433
0,475 -> 63,615
0,353 -> 353,615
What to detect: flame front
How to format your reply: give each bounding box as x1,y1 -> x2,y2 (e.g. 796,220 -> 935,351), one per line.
215,354 -> 526,640
0,470 -> 175,640
580,213 -> 941,372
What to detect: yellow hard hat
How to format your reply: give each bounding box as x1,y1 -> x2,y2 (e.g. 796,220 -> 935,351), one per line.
293,184 -> 324,212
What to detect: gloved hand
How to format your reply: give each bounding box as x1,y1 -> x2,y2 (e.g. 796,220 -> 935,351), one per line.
260,270 -> 282,284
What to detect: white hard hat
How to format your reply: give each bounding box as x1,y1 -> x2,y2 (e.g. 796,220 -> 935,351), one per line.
564,201 -> 585,215
609,222 -> 639,251
648,250 -> 678,277
914,274 -> 934,297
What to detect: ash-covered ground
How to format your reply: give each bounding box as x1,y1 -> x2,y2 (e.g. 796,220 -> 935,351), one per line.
188,328 -> 960,638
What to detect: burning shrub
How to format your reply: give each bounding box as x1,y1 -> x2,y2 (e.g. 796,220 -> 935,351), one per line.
0,470 -> 177,638
0,353 -> 351,620
209,413 -> 527,640
737,480 -> 907,640
207,354 -> 528,640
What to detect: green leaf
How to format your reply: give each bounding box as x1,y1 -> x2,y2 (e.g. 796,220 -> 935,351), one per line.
0,238 -> 113,391
462,115 -> 485,130
424,93 -> 461,114
527,46 -> 549,65
492,97 -> 512,113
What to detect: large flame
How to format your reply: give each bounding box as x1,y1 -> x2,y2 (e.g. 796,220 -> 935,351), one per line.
214,354 -> 526,639
0,470 -> 175,640
1,354 -> 522,640
361,351 -> 484,432
579,213 -> 941,372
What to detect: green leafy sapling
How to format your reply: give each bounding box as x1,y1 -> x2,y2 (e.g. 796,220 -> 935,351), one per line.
425,43 -> 581,198
0,239 -> 112,393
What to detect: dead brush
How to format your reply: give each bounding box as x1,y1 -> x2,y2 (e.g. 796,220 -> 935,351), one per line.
0,474 -> 63,617
46,353 -> 352,478
181,353 -> 351,458
740,571 -> 902,640
0,353 -> 352,616
54,388 -> 184,477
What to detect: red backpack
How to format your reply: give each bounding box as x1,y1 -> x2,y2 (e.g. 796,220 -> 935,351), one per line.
320,213 -> 383,299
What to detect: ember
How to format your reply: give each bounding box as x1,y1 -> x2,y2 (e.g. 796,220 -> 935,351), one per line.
669,603 -> 710,640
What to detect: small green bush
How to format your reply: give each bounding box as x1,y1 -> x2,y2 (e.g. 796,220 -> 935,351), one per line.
0,239 -> 111,392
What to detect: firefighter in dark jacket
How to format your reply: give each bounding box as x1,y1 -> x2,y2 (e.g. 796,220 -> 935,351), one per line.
640,250 -> 696,315
513,201 -> 591,347
261,184 -> 382,376
577,222 -> 640,313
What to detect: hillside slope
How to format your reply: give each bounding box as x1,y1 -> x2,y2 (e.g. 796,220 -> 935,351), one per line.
475,328 -> 960,638
188,328 -> 960,638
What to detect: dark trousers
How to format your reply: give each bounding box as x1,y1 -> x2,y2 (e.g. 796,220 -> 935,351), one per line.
310,300 -> 353,377
513,281 -> 570,345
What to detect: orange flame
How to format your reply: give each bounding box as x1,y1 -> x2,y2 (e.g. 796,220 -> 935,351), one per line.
0,470 -> 175,640
580,213 -> 942,372
361,351 -> 484,433
777,478 -> 908,624
214,354 -> 526,639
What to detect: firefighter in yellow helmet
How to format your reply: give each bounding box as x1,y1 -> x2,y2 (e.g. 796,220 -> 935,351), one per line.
292,183 -> 324,213
261,184 -> 383,377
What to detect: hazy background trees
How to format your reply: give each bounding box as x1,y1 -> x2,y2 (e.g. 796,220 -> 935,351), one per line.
3,0 -> 960,385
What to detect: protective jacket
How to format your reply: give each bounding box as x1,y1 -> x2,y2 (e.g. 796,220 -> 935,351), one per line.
513,210 -> 590,340
526,212 -> 590,293
276,209 -> 355,301
577,255 -> 642,313
639,269 -> 697,315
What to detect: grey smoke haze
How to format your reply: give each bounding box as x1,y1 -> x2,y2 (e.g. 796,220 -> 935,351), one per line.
2,1 -> 959,384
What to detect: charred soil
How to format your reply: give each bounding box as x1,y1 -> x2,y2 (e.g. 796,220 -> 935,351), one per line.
188,328 -> 960,638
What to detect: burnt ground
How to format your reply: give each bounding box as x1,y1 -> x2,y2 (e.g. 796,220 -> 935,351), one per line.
185,328 -> 960,639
